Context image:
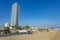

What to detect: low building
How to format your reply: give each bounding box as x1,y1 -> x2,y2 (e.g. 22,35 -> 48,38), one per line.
0,27 -> 11,34
5,22 -> 10,27
31,27 -> 38,30
0,27 -> 4,34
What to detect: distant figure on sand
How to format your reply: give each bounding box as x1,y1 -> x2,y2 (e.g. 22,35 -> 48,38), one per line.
27,30 -> 30,35
30,28 -> 33,34
27,28 -> 33,35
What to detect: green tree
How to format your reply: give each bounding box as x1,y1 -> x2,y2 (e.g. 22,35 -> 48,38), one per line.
18,26 -> 22,30
4,27 -> 10,34
24,25 -> 30,30
14,25 -> 19,29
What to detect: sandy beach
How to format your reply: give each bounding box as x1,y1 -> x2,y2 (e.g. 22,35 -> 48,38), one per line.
0,30 -> 60,40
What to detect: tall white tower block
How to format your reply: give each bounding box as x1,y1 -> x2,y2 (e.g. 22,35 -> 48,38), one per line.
10,3 -> 20,26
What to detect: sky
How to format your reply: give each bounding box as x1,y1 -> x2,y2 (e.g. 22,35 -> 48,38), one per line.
0,0 -> 60,28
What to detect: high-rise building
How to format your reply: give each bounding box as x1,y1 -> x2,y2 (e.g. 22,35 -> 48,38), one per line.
10,3 -> 20,26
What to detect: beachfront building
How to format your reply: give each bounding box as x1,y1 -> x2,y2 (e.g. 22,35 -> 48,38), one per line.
5,22 -> 10,27
31,27 -> 38,30
0,27 -> 4,34
10,2 -> 20,27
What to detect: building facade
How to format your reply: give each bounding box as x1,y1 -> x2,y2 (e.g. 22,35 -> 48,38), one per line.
5,22 -> 10,27
10,3 -> 20,26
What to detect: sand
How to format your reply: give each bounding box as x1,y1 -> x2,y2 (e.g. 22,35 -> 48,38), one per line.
0,30 -> 60,40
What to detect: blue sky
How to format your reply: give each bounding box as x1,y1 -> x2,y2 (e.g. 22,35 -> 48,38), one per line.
0,0 -> 60,28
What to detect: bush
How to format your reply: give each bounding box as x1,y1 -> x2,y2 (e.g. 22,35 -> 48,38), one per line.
24,26 -> 30,30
